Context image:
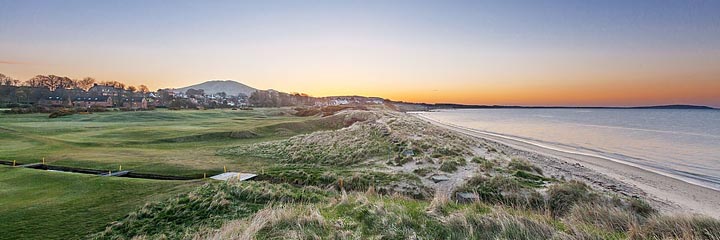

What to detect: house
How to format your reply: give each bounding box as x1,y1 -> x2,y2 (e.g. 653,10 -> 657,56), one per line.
73,96 -> 113,108
89,84 -> 124,97
121,97 -> 147,109
39,96 -> 72,107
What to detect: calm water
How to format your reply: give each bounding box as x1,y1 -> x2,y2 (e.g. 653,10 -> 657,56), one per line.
420,109 -> 720,191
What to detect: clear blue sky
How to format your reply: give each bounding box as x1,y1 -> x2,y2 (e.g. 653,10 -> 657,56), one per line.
1,0 -> 719,106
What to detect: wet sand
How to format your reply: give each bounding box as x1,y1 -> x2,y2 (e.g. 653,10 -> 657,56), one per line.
415,113 -> 720,218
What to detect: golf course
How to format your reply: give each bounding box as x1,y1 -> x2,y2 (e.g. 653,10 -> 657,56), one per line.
0,108 -> 343,239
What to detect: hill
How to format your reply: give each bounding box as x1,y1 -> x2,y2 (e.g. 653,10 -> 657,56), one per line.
172,80 -> 257,96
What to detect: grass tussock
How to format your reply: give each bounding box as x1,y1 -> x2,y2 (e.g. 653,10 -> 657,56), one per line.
509,158 -> 543,175
456,175 -> 545,210
91,181 -> 331,239
196,193 -> 567,240
629,215 -> 720,240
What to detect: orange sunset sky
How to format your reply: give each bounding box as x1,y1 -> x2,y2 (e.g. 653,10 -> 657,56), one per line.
1,1 -> 719,107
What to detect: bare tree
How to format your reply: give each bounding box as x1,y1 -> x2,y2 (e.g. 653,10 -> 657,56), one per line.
100,81 -> 125,89
0,73 -> 20,86
76,77 -> 96,91
25,75 -> 46,88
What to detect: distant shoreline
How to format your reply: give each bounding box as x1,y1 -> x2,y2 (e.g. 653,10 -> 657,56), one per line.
390,101 -> 717,111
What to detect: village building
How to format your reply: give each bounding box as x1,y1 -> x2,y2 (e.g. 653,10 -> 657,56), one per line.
39,96 -> 72,107
73,96 -> 113,108
89,84 -> 124,97
121,97 -> 148,109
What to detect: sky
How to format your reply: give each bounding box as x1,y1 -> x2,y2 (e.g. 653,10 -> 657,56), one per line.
1,0 -> 719,107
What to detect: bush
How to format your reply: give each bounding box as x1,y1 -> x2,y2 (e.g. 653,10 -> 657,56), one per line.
293,107 -> 321,117
48,108 -> 76,118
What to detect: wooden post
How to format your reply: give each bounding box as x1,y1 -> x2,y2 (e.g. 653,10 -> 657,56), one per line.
13,160 -> 16,167
203,173 -> 206,179
108,170 -> 111,175
42,157 -> 45,165
339,178 -> 344,190
237,173 -> 241,180
119,165 -> 122,171
224,165 -> 227,173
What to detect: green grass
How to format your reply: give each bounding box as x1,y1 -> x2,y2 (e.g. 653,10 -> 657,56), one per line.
0,166 -> 199,240
0,109 -> 333,177
92,180 -> 332,239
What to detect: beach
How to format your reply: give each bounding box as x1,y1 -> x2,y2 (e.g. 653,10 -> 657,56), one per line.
415,113 -> 720,218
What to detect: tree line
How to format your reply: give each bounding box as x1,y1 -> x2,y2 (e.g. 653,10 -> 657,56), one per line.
0,73 -> 148,93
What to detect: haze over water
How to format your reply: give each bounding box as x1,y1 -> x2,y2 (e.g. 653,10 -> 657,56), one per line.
421,109 -> 720,191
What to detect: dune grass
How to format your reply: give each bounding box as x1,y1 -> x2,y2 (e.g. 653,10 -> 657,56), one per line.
0,166 -> 199,240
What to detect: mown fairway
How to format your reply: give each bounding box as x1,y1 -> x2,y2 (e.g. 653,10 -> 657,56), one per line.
0,109 -> 326,177
0,167 -> 200,240
0,108 -> 336,239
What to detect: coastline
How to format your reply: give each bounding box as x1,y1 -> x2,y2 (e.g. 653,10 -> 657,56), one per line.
413,112 -> 720,218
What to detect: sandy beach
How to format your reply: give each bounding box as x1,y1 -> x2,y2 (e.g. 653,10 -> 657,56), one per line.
415,113 -> 720,219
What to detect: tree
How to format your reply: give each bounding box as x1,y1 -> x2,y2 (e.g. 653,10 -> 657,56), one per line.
25,75 -> 74,91
99,81 -> 125,89
24,75 -> 46,88
0,73 -> 20,86
126,86 -> 137,92
185,89 -> 204,98
138,85 -> 149,93
76,77 -> 96,91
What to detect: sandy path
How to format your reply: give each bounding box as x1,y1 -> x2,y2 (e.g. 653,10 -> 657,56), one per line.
415,113 -> 720,218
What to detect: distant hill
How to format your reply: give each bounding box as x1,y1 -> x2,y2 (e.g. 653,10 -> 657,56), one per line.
172,80 -> 257,96
629,105 -> 716,110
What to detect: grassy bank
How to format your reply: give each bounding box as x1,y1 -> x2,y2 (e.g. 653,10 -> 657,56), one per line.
0,167 -> 199,240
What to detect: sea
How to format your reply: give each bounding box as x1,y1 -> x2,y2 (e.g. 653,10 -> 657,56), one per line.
418,108 -> 720,191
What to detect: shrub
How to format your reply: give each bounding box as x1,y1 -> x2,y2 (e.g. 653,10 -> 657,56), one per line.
293,107 -> 321,117
48,108 -> 76,118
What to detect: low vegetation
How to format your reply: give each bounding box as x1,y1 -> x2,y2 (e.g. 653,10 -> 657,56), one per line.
3,108 -> 719,239
0,167 -> 198,240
